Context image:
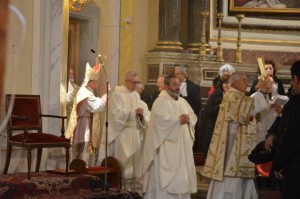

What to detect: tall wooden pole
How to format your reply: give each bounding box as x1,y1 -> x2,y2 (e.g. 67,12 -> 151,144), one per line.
0,0 -> 9,107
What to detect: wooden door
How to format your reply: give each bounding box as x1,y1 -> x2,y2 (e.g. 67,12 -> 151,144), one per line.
68,19 -> 81,86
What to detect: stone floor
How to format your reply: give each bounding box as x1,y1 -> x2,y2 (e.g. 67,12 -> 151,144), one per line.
191,166 -> 210,199
193,166 -> 281,199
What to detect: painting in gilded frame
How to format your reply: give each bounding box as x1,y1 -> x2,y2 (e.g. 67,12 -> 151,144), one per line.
229,0 -> 300,14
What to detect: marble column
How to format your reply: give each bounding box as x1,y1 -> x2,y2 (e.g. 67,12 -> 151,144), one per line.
156,0 -> 182,52
186,0 -> 210,53
34,0 -> 66,171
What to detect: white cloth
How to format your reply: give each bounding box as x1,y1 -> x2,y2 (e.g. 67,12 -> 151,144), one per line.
179,79 -> 187,97
250,91 -> 268,116
219,63 -> 235,76
73,98 -> 105,143
99,85 -> 150,180
255,95 -> 278,143
66,81 -> 79,124
142,90 -> 197,199
144,154 -> 191,199
66,81 -> 78,103
250,92 -> 278,143
207,177 -> 257,199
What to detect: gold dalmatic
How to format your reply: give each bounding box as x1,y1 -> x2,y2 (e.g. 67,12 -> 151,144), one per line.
201,91 -> 257,181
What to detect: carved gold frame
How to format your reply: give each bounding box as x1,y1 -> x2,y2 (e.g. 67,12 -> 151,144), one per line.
229,0 -> 300,14
210,0 -> 300,45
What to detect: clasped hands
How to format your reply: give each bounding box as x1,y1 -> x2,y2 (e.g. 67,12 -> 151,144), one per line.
135,108 -> 144,118
180,114 -> 190,124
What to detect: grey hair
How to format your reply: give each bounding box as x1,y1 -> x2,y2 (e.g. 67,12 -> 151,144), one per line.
175,65 -> 188,77
136,82 -> 144,90
124,70 -> 137,80
229,72 -> 245,87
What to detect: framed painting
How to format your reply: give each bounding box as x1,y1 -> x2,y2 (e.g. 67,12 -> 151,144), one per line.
214,0 -> 300,32
229,0 -> 300,14
202,69 -> 218,81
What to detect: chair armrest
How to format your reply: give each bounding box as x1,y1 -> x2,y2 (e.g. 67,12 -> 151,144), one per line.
11,114 -> 29,144
40,114 -> 67,120
40,114 -> 67,137
11,114 -> 29,121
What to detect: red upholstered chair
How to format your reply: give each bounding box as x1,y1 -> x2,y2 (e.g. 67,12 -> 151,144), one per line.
3,94 -> 71,179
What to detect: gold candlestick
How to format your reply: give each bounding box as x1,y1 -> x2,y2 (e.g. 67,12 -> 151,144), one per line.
234,14 -> 244,63
216,13 -> 224,62
199,11 -> 209,61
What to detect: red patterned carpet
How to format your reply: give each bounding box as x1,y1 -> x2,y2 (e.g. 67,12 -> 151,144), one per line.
0,171 -> 141,199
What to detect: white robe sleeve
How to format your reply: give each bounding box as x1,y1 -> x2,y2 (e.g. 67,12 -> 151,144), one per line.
66,84 -> 74,103
85,95 -> 105,113
250,91 -> 268,116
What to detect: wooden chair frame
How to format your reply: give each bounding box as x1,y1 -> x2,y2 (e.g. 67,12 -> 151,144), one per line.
3,94 -> 71,179
70,157 -> 122,189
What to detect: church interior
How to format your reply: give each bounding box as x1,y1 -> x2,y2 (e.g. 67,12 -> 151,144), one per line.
0,0 -> 300,198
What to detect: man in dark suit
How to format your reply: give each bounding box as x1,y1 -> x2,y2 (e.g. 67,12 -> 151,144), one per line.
267,60 -> 300,199
175,66 -> 202,152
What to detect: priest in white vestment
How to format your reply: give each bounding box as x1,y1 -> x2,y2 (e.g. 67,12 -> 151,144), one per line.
66,63 -> 108,166
142,74 -> 197,199
254,76 -> 281,143
202,72 -> 271,199
99,71 -> 150,193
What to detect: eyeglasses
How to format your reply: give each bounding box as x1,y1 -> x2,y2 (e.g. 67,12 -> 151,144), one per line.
126,80 -> 140,85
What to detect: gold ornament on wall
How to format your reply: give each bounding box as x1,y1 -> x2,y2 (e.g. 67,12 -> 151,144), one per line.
69,0 -> 87,12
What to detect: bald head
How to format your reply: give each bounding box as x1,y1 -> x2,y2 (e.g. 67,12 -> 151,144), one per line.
229,72 -> 248,93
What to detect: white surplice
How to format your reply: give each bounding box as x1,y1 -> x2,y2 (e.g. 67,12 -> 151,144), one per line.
142,90 -> 197,199
99,85 -> 150,180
